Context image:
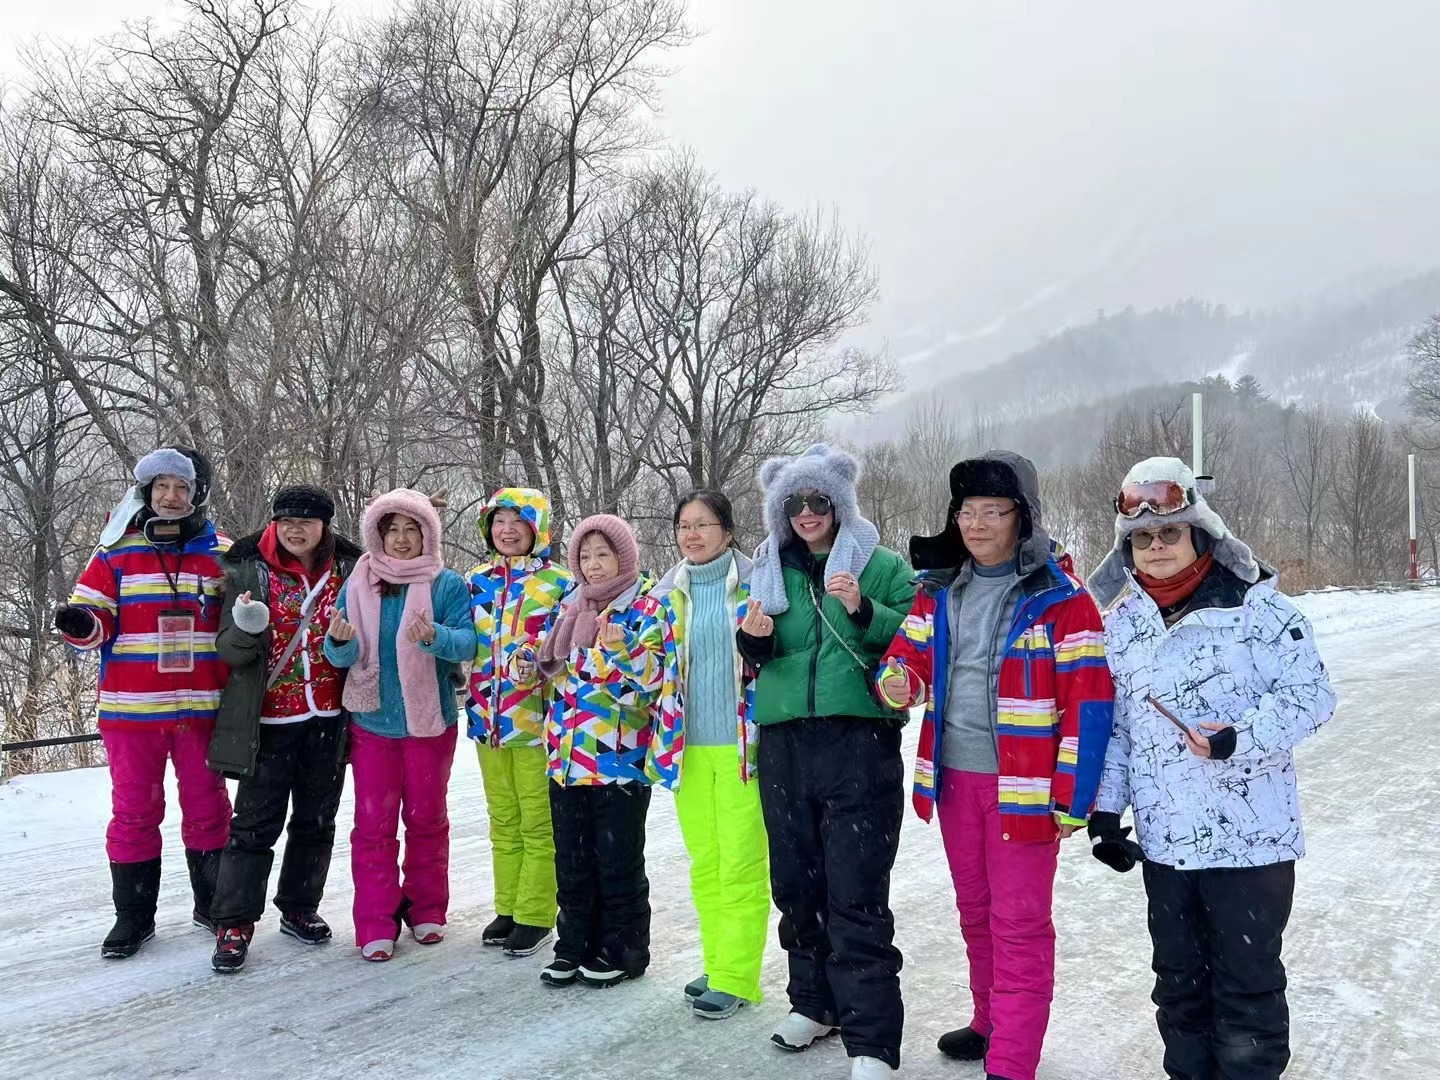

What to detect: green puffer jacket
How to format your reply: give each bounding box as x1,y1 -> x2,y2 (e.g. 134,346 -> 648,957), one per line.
745,543 -> 916,726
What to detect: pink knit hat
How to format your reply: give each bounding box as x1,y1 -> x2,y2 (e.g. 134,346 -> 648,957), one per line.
566,513 -> 639,584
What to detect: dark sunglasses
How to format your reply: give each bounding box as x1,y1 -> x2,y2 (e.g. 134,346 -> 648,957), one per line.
784,494 -> 833,518
1130,525 -> 1189,550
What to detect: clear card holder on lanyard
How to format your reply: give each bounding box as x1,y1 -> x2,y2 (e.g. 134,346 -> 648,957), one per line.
157,609 -> 197,673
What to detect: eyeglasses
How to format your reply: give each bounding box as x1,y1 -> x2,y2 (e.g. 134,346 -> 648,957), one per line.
783,494 -> 833,518
675,522 -> 723,536
1130,525 -> 1188,550
1115,480 -> 1192,519
956,506 -> 1018,525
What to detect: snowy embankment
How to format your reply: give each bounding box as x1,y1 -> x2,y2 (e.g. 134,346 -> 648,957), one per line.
1,589 -> 1436,1079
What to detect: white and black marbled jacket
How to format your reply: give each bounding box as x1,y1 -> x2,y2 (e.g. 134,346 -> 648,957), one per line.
1097,566 -> 1336,869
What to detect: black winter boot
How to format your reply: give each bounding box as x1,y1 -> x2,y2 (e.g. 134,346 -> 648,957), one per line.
212,924 -> 254,973
938,1027 -> 989,1061
482,914 -> 516,946
279,910 -> 332,945
101,858 -> 161,959
186,848 -> 224,933
503,923 -> 554,957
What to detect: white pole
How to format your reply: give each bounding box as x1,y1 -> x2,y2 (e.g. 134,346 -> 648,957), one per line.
1410,454 -> 1419,581
1192,392 -> 1204,475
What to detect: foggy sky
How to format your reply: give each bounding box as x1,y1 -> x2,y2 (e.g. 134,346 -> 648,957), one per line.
6,0 -> 1439,370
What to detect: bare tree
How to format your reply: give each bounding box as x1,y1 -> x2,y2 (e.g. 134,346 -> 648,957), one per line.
1331,409 -> 1408,584
1405,313 -> 1440,439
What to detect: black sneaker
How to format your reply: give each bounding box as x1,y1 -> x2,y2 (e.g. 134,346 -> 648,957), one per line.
279,910 -> 332,945
938,1027 -> 989,1061
212,925 -> 253,973
192,909 -> 218,934
503,924 -> 554,957
540,958 -> 580,986
579,959 -> 640,988
482,914 -> 516,947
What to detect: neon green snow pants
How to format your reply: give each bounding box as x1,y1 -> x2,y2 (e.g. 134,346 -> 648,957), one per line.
674,744 -> 770,1002
477,741 -> 557,928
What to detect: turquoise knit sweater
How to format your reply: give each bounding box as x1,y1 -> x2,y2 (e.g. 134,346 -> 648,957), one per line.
323,570 -> 477,738
683,553 -> 739,746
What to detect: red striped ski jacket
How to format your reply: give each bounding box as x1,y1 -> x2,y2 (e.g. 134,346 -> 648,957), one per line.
878,554 -> 1113,841
63,524 -> 231,730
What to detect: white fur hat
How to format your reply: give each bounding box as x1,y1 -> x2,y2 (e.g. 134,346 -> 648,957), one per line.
1087,456 -> 1259,607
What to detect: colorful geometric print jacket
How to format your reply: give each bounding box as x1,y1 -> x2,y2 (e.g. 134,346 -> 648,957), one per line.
465,488 -> 572,748
879,550 -> 1114,841
646,551 -> 758,786
62,523 -> 232,730
1097,565 -> 1336,869
517,581 -> 683,787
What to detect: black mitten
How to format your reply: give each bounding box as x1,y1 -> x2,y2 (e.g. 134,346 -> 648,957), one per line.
54,604 -> 97,639
1087,810 -> 1145,873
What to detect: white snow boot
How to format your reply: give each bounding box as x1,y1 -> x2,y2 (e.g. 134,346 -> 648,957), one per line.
770,1011 -> 839,1052
851,1056 -> 894,1079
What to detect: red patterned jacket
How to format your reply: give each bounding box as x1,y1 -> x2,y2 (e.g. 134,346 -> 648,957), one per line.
878,552 -> 1113,841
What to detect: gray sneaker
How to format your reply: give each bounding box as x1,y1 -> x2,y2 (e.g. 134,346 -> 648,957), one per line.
684,974 -> 709,1004
692,989 -> 744,1020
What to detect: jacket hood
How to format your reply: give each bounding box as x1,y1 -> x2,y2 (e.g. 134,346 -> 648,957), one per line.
361,488 -> 444,558
909,450 -> 1052,577
480,487 -> 553,560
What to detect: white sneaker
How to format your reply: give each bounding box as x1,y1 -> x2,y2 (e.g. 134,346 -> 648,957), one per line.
851,1056 -> 894,1079
410,922 -> 445,945
770,1011 -> 839,1052
360,938 -> 395,962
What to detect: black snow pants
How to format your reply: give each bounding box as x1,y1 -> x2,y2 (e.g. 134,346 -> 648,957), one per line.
1143,859 -> 1295,1080
758,716 -> 906,1069
210,714 -> 347,928
549,781 -> 652,975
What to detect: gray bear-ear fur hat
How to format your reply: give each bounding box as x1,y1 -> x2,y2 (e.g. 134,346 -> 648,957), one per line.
1086,456 -> 1260,608
749,443 -> 880,615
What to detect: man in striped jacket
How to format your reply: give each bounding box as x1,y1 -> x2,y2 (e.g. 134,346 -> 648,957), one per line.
55,446 -> 233,960
877,451 -> 1112,1080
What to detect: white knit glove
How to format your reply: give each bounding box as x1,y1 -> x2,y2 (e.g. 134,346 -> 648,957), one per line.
232,591 -> 271,634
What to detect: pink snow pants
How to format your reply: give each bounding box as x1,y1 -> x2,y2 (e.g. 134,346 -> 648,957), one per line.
349,723 -> 458,946
102,725 -> 231,863
938,770 -> 1060,1080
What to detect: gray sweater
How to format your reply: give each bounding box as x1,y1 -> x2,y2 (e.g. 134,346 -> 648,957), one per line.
941,558 -> 1020,773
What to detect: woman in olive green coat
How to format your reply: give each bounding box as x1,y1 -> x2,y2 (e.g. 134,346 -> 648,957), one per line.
737,444 -> 916,1080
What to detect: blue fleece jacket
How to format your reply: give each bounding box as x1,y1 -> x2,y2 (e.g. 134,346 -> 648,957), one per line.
323,569 -> 476,738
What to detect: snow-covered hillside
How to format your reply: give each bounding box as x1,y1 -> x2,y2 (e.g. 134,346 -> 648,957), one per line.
2,589 -> 1436,1080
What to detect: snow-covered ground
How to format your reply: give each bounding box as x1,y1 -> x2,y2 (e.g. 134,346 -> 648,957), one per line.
2,588 -> 1436,1079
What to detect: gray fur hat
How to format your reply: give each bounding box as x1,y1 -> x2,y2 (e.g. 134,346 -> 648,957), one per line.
749,443 -> 879,615
1087,456 -> 1259,607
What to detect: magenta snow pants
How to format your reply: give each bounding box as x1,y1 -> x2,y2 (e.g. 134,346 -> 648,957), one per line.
102,725 -> 231,863
938,770 -> 1060,1080
349,722 -> 458,946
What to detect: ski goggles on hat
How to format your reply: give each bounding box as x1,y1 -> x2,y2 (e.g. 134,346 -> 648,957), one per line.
783,493 -> 833,518
1130,525 -> 1189,550
1115,479 -> 1192,519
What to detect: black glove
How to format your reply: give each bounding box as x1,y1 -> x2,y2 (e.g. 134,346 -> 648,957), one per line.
54,604 -> 97,639
1087,811 -> 1145,873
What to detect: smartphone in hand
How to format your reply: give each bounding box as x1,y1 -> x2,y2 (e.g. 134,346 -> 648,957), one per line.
1146,695 -> 1194,738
